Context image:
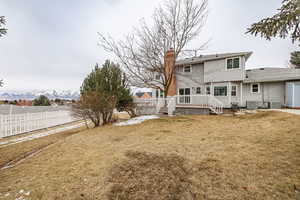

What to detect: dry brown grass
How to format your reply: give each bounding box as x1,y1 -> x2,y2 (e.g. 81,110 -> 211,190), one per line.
0,111 -> 300,200
106,151 -> 196,200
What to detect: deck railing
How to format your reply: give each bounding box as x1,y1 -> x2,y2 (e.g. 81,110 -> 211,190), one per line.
134,95 -> 224,115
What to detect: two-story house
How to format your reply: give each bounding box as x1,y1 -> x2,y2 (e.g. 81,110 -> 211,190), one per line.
151,50 -> 300,114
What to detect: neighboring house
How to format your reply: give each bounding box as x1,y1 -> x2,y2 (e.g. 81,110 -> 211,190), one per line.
151,50 -> 300,112
135,92 -> 152,99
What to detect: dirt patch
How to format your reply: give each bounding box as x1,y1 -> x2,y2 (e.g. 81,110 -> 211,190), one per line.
106,151 -> 196,200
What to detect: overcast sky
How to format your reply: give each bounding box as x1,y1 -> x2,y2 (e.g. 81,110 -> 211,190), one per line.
0,0 -> 298,91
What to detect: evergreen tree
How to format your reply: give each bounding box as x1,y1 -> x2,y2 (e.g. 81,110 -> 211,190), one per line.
33,95 -> 51,106
74,60 -> 135,127
290,51 -> 300,68
247,0 -> 300,43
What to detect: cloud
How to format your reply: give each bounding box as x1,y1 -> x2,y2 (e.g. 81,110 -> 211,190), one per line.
0,0 -> 297,90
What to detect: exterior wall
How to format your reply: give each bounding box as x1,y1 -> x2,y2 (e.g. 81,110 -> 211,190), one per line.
176,63 -> 205,95
295,82 -> 300,107
204,56 -> 245,83
241,82 -> 285,107
286,81 -> 300,107
286,82 -> 294,107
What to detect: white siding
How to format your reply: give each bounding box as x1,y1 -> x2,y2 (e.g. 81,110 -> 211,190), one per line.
204,56 -> 245,83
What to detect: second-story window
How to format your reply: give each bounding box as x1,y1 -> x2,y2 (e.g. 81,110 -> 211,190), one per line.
227,57 -> 240,69
196,87 -> 201,94
184,65 -> 191,73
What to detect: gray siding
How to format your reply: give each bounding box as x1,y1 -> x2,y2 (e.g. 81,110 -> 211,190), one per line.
204,56 -> 245,83
176,63 -> 205,95
241,82 -> 285,107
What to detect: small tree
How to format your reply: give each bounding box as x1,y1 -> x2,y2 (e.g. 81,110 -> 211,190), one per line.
290,51 -> 300,68
33,95 -> 51,106
116,87 -> 136,118
247,0 -> 300,43
73,61 -> 134,127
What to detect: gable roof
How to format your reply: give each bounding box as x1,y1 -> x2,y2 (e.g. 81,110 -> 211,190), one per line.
176,52 -> 253,66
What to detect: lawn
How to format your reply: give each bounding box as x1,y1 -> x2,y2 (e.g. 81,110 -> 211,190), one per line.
0,111 -> 300,200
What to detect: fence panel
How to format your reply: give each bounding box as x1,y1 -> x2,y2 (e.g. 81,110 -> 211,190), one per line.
0,110 -> 76,138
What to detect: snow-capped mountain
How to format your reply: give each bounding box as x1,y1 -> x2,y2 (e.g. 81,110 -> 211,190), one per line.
0,89 -> 80,100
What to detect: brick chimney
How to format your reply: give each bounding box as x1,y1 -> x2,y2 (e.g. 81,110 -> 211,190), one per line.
164,48 -> 176,97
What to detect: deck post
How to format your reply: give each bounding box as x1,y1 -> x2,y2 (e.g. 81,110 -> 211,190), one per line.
228,82 -> 232,107
240,82 -> 243,107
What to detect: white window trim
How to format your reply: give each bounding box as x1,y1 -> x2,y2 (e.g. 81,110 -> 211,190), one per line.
183,65 -> 192,73
231,85 -> 237,96
225,57 -> 241,70
213,86 -> 228,97
251,83 -> 260,94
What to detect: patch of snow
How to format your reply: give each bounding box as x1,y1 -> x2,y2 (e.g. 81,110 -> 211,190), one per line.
24,191 -> 30,196
115,115 -> 159,126
19,190 -> 24,194
0,123 -> 84,147
269,109 -> 300,116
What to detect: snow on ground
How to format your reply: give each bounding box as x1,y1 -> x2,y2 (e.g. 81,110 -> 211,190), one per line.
115,115 -> 159,126
0,122 -> 84,147
269,109 -> 300,116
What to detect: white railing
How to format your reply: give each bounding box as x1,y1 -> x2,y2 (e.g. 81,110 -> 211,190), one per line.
134,95 -> 224,115
208,96 -> 224,114
175,95 -> 223,114
0,110 -> 76,138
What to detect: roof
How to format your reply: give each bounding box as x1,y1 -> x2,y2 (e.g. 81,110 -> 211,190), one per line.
176,52 -> 253,66
245,67 -> 300,83
135,92 -> 152,98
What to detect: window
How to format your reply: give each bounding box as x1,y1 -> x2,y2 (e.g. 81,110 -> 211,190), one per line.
184,65 -> 191,73
251,83 -> 260,93
214,86 -> 227,96
206,86 -> 211,95
155,74 -> 160,80
227,57 -> 240,69
155,90 -> 159,98
179,88 -> 190,95
178,88 -> 191,104
231,86 -> 237,96
160,90 -> 164,98
196,87 -> 201,94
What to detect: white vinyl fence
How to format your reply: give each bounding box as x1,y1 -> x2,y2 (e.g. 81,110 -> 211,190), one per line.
0,110 -> 76,138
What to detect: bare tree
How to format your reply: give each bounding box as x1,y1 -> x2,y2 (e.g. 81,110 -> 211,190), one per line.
99,0 -> 208,95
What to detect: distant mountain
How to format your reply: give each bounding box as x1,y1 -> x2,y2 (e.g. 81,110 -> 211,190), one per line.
0,89 -> 80,100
